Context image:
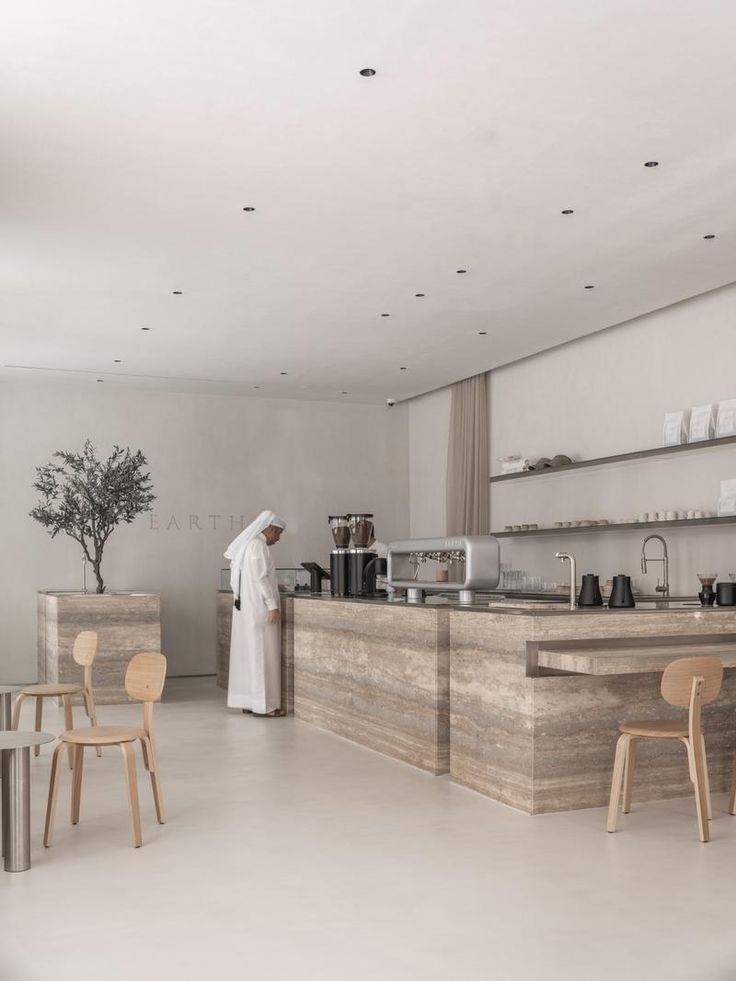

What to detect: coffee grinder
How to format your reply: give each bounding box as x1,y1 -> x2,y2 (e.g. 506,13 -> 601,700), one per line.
329,516 -> 350,596
347,513 -> 377,597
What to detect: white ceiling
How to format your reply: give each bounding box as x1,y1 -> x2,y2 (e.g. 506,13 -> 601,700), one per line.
3,0 -> 736,404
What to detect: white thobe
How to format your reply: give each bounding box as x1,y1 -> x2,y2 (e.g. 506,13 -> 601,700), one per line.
227,533 -> 282,713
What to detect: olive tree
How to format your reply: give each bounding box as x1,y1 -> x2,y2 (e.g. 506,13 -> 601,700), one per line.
30,441 -> 156,593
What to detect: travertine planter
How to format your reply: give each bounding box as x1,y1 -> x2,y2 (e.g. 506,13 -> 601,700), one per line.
37,591 -> 161,704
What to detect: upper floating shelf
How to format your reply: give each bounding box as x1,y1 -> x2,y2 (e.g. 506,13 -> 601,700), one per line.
489,434 -> 736,483
492,516 -> 736,539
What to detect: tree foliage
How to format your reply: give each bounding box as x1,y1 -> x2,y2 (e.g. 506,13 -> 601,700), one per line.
30,441 -> 156,593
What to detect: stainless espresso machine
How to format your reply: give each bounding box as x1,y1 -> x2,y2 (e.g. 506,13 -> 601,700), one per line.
387,536 -> 500,604
347,513 -> 377,597
329,516 -> 351,596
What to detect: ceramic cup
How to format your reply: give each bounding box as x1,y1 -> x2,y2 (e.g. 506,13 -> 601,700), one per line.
665,510 -> 677,521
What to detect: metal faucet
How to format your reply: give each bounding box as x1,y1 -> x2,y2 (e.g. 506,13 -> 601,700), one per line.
555,552 -> 577,610
641,534 -> 669,597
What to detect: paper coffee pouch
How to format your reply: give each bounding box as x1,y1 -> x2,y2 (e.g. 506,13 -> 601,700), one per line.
716,399 -> 736,438
689,404 -> 715,442
662,410 -> 689,446
718,478 -> 736,516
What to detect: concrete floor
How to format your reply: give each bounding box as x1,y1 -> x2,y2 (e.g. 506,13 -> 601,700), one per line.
2,677 -> 735,981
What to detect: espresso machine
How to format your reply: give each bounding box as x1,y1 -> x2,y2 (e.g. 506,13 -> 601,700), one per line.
329,516 -> 350,596
347,513 -> 377,597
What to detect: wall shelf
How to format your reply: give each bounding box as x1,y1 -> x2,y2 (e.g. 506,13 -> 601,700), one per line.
490,434 -> 736,483
493,516 -> 736,539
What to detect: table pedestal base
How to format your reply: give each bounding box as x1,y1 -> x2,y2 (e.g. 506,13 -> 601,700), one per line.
2,747 -> 31,872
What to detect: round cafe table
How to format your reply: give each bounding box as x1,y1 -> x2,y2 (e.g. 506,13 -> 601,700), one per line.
1,731 -> 55,872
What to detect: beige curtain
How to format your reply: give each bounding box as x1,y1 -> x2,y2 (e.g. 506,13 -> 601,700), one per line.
446,373 -> 490,536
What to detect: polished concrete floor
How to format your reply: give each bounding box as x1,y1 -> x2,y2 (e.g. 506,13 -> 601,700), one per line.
2,677 -> 735,981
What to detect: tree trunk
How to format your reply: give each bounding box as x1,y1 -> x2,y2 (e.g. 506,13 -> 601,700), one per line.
93,560 -> 105,594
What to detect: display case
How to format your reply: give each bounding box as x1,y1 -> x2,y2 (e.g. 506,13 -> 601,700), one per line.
219,567 -> 311,592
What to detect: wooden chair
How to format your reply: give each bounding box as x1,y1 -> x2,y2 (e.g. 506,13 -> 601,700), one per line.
12,630 -> 102,764
607,656 -> 723,842
44,652 -> 167,849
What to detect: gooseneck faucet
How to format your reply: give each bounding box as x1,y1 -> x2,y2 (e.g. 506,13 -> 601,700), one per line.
555,552 -> 577,610
641,534 -> 669,598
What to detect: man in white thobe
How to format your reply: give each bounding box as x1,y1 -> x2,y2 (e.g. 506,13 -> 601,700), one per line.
224,510 -> 286,717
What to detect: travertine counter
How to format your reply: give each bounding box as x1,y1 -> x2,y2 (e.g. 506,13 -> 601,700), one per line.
289,595 -> 736,814
450,607 -> 736,813
293,597 -> 450,774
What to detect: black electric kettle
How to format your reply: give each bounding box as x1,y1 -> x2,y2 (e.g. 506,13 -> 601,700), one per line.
578,574 -> 603,607
608,574 -> 635,608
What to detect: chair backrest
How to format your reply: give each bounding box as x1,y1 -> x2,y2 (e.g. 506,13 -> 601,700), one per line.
72,631 -> 98,667
125,653 -> 167,703
661,656 -> 723,707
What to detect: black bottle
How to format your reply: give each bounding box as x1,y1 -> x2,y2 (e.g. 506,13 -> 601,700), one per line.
608,574 -> 635,608
578,574 -> 603,607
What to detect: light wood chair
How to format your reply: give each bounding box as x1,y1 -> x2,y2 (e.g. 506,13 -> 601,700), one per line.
44,652 -> 167,849
12,630 -> 102,765
607,656 -> 723,842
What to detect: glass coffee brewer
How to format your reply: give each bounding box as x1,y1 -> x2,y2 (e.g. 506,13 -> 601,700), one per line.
347,513 -> 377,597
329,516 -> 350,597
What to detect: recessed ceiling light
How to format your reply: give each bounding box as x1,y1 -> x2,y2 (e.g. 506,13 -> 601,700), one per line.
96,378 -> 103,383
456,269 -> 467,274
113,359 -> 121,363
242,207 -> 255,212
478,331 -> 487,335
280,372 -> 287,376
172,290 -> 182,295
141,327 -> 151,331
704,234 -> 716,239
381,313 -> 390,317
584,284 -> 595,289
415,293 -> 425,297
341,391 -> 349,395
644,161 -> 659,168
561,209 -> 574,215
399,367 -> 407,371
359,68 -> 376,77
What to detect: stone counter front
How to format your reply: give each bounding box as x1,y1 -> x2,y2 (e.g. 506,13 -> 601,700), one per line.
450,608 -> 736,814
293,598 -> 450,774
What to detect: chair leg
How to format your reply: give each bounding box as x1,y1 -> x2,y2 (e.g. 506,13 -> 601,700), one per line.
141,737 -> 166,825
62,695 -> 74,770
71,745 -> 84,825
11,693 -> 27,731
686,737 -> 710,843
120,743 -> 142,847
730,753 -> 736,815
82,689 -> 102,758
34,698 -> 43,756
622,737 -> 638,814
44,742 -> 67,847
607,733 -> 630,833
700,734 -> 712,821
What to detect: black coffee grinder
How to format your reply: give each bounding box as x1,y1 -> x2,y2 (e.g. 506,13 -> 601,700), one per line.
347,513 -> 377,597
329,516 -> 350,597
